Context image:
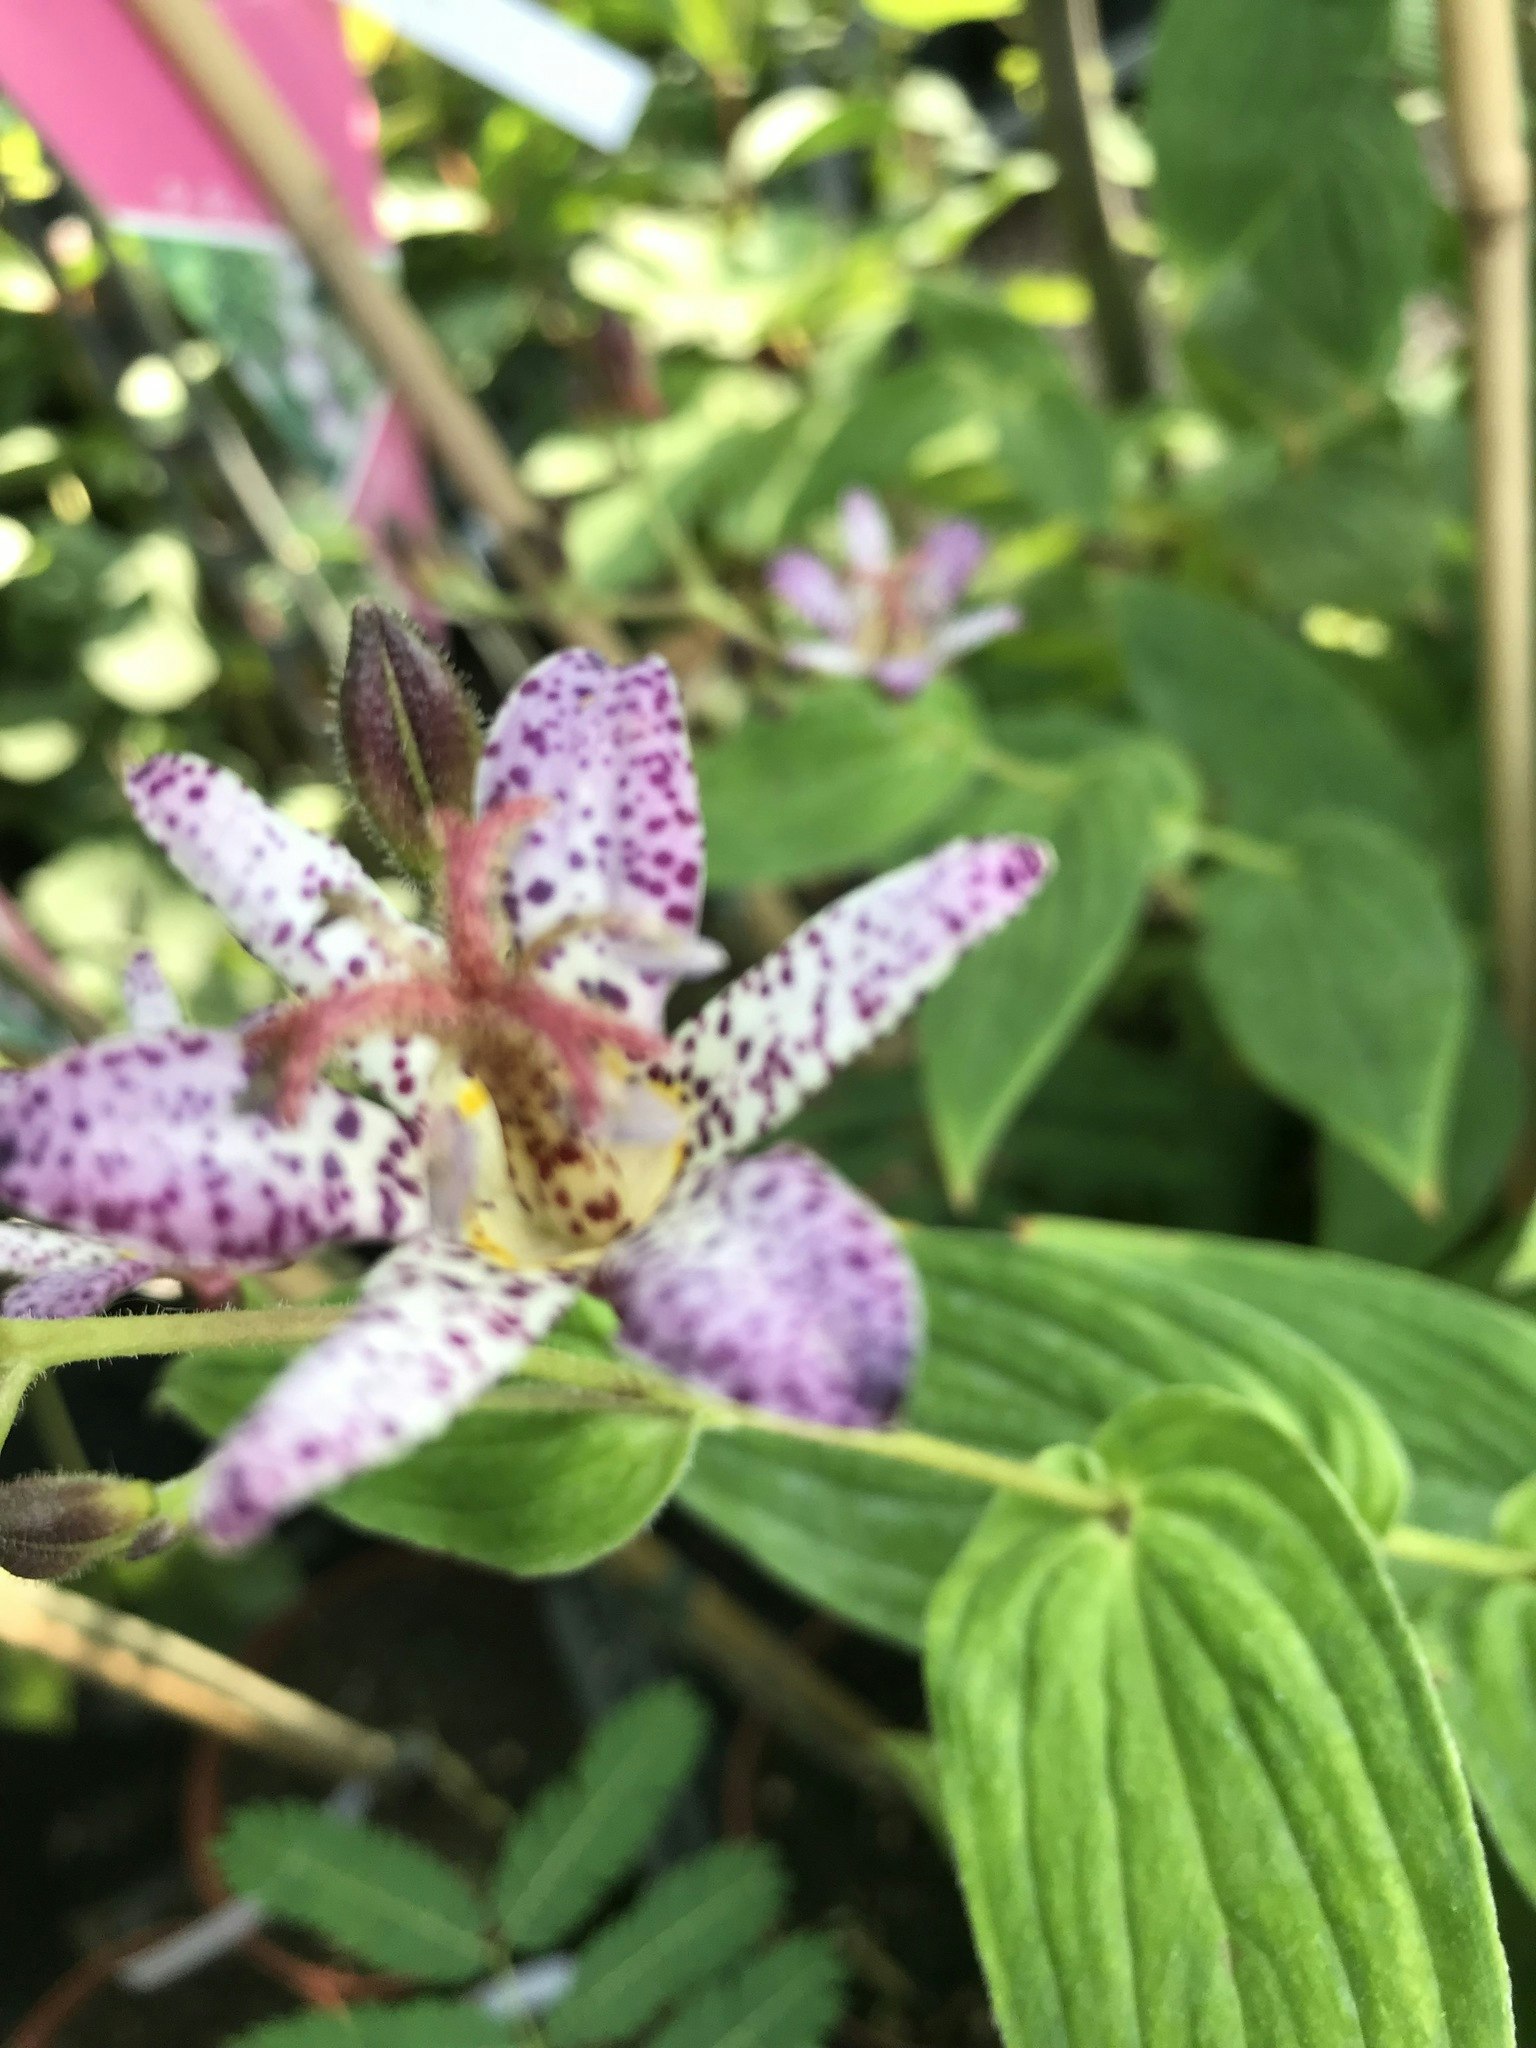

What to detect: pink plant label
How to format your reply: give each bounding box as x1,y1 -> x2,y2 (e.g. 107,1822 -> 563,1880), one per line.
0,0 -> 431,539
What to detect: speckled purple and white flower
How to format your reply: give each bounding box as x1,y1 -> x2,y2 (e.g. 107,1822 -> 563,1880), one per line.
768,489 -> 1022,698
0,640 -> 1053,1546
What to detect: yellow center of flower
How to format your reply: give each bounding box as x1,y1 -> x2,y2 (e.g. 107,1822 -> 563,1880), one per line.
438,1057 -> 688,1272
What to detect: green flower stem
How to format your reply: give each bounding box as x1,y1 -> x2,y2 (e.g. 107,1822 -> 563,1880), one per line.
20,1304 -> 1536,1574
1,1304 -> 346,1376
515,1347 -> 1127,1515
1382,1523 -> 1536,1581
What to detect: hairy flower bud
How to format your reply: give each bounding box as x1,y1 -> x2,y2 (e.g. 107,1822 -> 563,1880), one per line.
338,602 -> 481,876
0,1472 -> 171,1581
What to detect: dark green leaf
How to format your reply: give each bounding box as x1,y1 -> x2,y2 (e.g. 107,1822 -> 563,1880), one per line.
698,680 -> 981,888
494,1681 -> 710,1949
216,1803 -> 491,1984
1321,996 -> 1523,1267
1200,812 -> 1470,1206
1149,0 -> 1428,367
1024,1215 -> 1536,1537
926,1390 -> 1513,2048
1114,579 -> 1425,837
921,738 -> 1197,1205
650,1934 -> 847,2048
546,1843 -> 785,2047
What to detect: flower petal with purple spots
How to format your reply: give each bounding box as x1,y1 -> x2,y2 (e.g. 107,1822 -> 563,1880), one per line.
673,837 -> 1053,1164
121,949 -> 183,1033
194,1239 -> 575,1546
476,650 -> 714,1026
125,753 -> 437,1112
0,1031 -> 428,1269
598,1146 -> 919,1425
0,1218 -> 160,1320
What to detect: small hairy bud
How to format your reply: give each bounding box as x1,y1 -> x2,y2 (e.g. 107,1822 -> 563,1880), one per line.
338,602 -> 481,876
0,1472 -> 170,1581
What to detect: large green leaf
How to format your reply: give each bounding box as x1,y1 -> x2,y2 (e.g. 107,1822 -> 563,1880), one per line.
698,679 -> 981,888
1113,580 -> 1425,838
1148,0 -> 1429,368
1024,1215 -> 1536,1535
216,1803 -> 492,1983
1199,812 -> 1470,1206
160,1343 -> 696,1577
546,1843 -> 785,2047
921,738 -> 1197,1205
926,1390 -> 1513,2048
685,1227 -> 1407,1645
650,1934 -> 847,2048
494,1681 -> 710,1950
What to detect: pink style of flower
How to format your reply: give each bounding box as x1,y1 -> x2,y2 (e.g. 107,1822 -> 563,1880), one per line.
767,489 -> 1022,698
0,650 -> 1052,1549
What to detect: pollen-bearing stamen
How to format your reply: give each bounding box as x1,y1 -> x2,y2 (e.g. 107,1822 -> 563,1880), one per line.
248,796 -> 668,1140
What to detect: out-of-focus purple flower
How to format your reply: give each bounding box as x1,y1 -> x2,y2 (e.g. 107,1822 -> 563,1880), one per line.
0,638 -> 1052,1548
767,490 -> 1022,697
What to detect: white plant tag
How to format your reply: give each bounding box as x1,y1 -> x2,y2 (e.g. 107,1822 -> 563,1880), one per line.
343,0 -> 653,152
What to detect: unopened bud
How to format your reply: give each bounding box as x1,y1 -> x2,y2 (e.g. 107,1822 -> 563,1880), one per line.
0,1472 -> 170,1581
338,602 -> 481,876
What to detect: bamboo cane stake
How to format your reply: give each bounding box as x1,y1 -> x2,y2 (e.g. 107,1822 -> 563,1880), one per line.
0,1570 -> 404,1778
122,0 -> 627,659
1438,0 -> 1536,1059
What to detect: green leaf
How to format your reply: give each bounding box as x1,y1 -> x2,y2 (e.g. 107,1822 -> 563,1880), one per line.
698,679 -> 981,888
685,1227 -> 1407,1646
1199,812 -> 1470,1206
1222,442 -> 1442,618
495,1681 -> 710,1950
909,1231 -> 1407,1533
926,1389 -> 1514,2048
921,738 -> 1198,1205
1023,1215 -> 1536,1537
1413,1577 -> 1536,1917
227,2006 -> 506,2048
545,1843 -> 786,2047
683,1431 -> 982,1649
334,1406 -> 697,1577
1148,0 -> 1429,368
650,1935 -> 848,2048
1113,579 -> 1425,838
1321,995 -> 1523,1267
159,1344 -> 695,1578
216,1803 -> 492,1983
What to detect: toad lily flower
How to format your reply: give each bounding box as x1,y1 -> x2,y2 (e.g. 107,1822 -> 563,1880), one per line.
0,635 -> 1051,1548
767,489 -> 1022,697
